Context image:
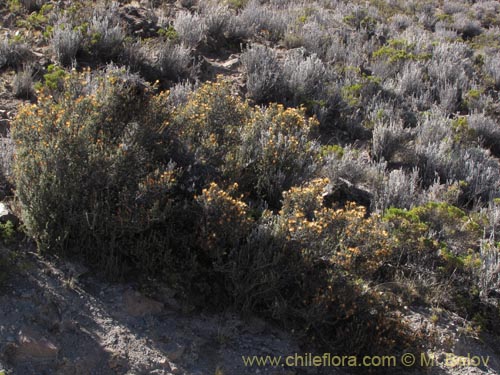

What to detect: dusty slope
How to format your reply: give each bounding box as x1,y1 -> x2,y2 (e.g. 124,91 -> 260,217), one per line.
0,244 -> 500,375
0,245 -> 304,375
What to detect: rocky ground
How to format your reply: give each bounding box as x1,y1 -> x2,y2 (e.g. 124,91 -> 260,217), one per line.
0,240 -> 499,375
0,243 -> 304,375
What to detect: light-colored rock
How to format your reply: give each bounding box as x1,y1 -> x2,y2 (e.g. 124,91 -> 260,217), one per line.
0,202 -> 17,225
15,328 -> 59,361
123,290 -> 163,317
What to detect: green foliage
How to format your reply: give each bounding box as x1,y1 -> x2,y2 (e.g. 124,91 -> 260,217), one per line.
373,39 -> 431,63
341,83 -> 363,106
320,144 -> 344,159
0,221 -> 15,244
226,0 -> 248,9
343,11 -> 377,33
158,25 -> 179,41
34,64 -> 68,91
16,3 -> 52,30
451,116 -> 476,143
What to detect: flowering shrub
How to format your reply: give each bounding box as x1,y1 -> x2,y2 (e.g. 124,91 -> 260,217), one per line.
172,78 -> 250,172
12,68 -> 182,275
235,104 -> 319,206
279,178 -> 392,278
195,182 -> 252,260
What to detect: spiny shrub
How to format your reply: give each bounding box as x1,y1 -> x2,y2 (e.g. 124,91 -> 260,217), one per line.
0,38 -> 31,69
241,44 -> 282,103
88,11 -> 125,61
155,41 -> 192,81
51,22 -> 82,66
11,68 -> 186,276
13,65 -> 35,99
173,10 -> 206,48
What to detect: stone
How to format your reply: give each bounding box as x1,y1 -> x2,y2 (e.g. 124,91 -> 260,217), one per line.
0,120 -> 10,137
119,6 -> 159,38
15,328 -> 59,362
123,290 -> 163,317
0,202 -> 17,226
166,345 -> 185,361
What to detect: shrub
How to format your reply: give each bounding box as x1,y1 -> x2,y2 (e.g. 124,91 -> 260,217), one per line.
0,38 -> 31,69
479,241 -> 500,301
452,13 -> 482,40
241,44 -> 282,103
173,11 -> 206,48
282,49 -> 329,107
219,178 -> 408,353
11,68 -> 185,276
234,104 -> 319,206
383,202 -> 482,307
236,0 -> 289,42
195,182 -> 252,260
484,52 -> 500,89
322,146 -> 373,186
13,65 -> 35,99
179,0 -> 197,8
155,41 -> 193,81
19,0 -> 46,13
467,112 -> 500,156
88,11 -> 125,61
167,80 -> 197,108
375,168 -> 421,212
172,78 -> 250,173
372,119 -> 409,162
51,23 -> 82,66
200,2 -> 232,46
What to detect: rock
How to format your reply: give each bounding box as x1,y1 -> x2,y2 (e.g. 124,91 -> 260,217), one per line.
323,178 -> 372,214
169,362 -> 181,374
14,328 -> 59,362
119,6 -> 159,38
221,57 -> 240,70
123,290 -> 163,317
166,345 -> 185,361
0,119 -> 10,137
0,202 -> 18,226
